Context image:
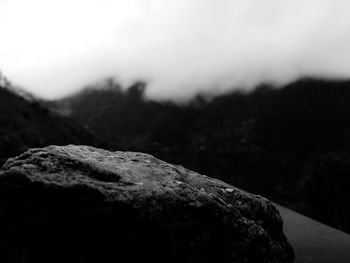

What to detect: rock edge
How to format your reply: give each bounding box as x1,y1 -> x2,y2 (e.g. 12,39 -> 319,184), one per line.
0,145 -> 294,263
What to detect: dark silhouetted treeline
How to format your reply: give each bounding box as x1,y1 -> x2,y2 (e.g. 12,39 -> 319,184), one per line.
1,77 -> 350,233
0,86 -> 105,166
53,78 -> 350,233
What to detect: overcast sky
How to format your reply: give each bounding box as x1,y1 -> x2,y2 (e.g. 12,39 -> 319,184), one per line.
1,0 -> 350,100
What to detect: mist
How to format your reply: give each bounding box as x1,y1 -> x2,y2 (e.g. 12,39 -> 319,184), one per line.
1,0 -> 350,100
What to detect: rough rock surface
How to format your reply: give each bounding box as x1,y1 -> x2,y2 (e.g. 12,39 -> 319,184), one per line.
0,145 -> 294,263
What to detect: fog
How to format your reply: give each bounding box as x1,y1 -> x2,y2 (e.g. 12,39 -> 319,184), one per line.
1,0 -> 350,100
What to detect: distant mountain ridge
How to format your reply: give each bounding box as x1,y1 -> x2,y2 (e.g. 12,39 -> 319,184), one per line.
0,82 -> 105,166
52,78 -> 350,233
0,71 -> 38,102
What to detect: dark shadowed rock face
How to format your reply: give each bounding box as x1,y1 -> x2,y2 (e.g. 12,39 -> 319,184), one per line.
0,145 -> 294,263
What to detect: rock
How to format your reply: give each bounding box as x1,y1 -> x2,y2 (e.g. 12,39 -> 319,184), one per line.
0,145 -> 294,263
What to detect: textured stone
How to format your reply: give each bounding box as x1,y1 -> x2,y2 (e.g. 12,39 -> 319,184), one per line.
0,145 -> 294,263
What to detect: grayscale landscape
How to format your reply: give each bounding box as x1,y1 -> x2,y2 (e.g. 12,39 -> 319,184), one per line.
0,0 -> 350,262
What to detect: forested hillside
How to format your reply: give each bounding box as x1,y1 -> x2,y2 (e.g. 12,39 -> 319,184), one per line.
54,78 -> 350,233
0,86 -> 104,166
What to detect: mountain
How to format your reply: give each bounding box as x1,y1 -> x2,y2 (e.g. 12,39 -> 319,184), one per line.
52,78 -> 350,233
0,85 -> 105,166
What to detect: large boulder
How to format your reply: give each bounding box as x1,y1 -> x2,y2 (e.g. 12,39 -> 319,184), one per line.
0,145 -> 294,263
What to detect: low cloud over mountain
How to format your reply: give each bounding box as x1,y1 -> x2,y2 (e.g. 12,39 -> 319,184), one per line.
1,0 -> 350,100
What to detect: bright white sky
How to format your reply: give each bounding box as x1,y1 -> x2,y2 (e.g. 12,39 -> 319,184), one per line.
1,0 -> 350,100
